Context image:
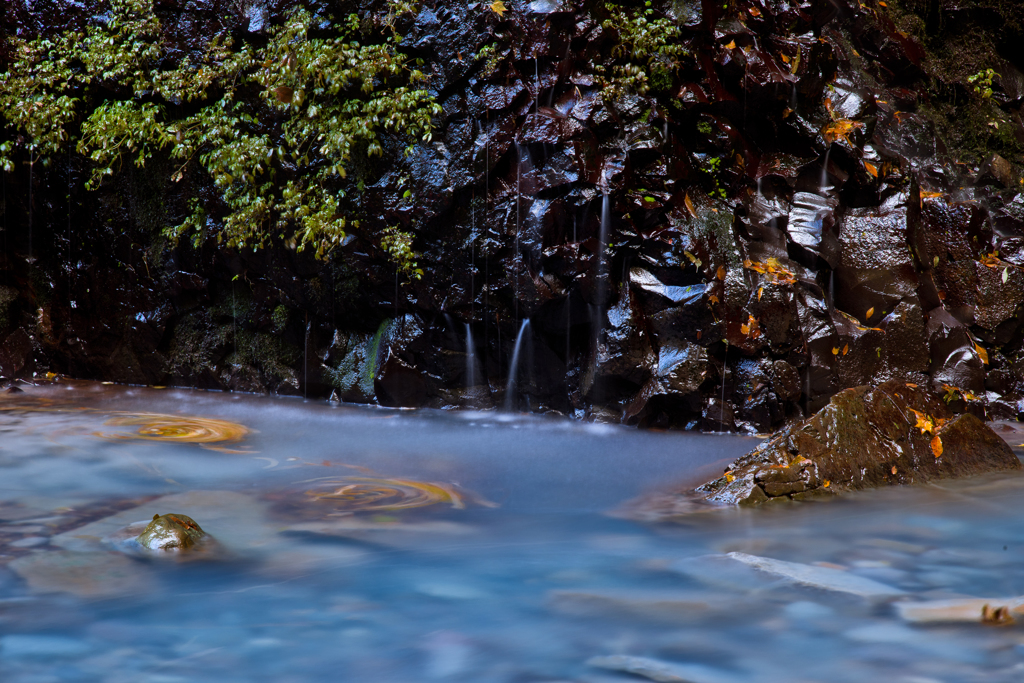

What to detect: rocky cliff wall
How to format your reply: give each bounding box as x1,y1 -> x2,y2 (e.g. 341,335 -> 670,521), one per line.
2,0 -> 1024,432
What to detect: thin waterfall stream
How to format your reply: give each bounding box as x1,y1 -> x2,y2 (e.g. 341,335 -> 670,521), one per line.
504,318 -> 531,411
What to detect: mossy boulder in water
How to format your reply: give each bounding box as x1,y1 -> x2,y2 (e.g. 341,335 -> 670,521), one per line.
135,513 -> 206,550
695,381 -> 1021,507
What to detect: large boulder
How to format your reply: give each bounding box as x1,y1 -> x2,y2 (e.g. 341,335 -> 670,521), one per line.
695,381 -> 1020,507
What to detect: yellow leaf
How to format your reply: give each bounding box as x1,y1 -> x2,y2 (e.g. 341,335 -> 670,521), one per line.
931,435 -> 943,458
725,40 -> 736,50
741,323 -> 750,335
823,480 -> 831,488
832,347 -> 840,355
822,118 -> 864,146
489,0 -> 507,16
758,287 -> 764,300
974,343 -> 989,365
865,306 -> 874,319
909,408 -> 934,435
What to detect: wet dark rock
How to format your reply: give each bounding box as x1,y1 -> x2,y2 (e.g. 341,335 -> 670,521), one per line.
0,329 -> 34,380
695,381 -> 1020,507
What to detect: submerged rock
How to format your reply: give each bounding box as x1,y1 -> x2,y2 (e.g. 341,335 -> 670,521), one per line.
587,654 -> 742,683
896,596 -> 1024,624
725,552 -> 904,598
135,513 -> 206,551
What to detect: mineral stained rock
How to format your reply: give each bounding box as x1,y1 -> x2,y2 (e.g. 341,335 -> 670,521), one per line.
135,513 -> 206,551
695,381 -> 1021,507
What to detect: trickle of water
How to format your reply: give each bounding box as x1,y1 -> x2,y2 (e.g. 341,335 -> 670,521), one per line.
505,318 -> 531,411
465,323 -> 477,391
27,152 -> 34,263
820,145 -> 832,192
589,191 -> 613,409
720,345 -> 728,430
565,292 -> 571,364
516,143 -> 523,322
535,57 -> 540,114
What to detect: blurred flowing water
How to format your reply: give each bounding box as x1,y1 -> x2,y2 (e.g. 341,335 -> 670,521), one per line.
1,381 -> 1023,682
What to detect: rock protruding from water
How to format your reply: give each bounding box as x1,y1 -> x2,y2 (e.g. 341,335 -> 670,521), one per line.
135,513 -> 206,550
695,381 -> 1021,507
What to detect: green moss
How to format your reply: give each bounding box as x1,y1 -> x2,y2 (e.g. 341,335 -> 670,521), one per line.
0,0 -> 439,267
272,305 -> 289,334
885,0 -> 1024,166
595,2 -> 687,101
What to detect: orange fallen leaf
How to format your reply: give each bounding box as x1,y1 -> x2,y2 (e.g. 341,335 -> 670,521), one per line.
891,466 -> 897,475
748,7 -> 761,16
865,306 -> 874,319
906,382 -> 918,388
696,330 -> 702,340
717,265 -> 726,280
931,435 -> 943,458
822,118 -> 864,146
864,161 -> 878,177
684,192 -> 697,218
842,343 -> 849,355
725,40 -> 736,49
758,287 -> 764,300
823,480 -> 831,488
974,343 -> 989,365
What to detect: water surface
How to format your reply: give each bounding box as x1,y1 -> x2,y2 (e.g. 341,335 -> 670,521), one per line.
1,381 -> 1023,682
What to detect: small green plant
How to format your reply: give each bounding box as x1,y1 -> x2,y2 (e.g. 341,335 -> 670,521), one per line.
474,42 -> 505,77
967,68 -> 999,99
380,225 -> 423,281
705,156 -> 728,200
595,1 -> 686,101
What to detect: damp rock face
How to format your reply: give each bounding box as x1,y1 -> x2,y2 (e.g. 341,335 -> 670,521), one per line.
135,513 -> 207,551
696,381 -> 1021,506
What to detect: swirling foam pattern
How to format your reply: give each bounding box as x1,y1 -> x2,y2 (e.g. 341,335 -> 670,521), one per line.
95,413 -> 250,444
302,477 -> 469,512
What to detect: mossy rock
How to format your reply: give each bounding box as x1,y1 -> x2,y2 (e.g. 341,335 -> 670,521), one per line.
696,381 -> 1021,506
135,513 -> 206,550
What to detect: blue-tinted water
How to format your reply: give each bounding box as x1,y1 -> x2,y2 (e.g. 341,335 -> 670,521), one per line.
1,381 -> 1023,682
